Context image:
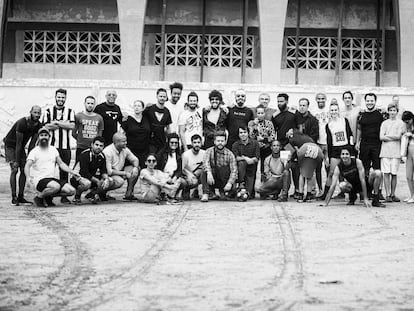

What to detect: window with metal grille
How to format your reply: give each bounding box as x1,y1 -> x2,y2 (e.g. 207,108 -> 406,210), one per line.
285,36 -> 381,70
154,33 -> 255,68
23,31 -> 121,65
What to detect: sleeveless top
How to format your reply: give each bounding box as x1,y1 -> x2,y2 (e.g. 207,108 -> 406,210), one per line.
338,158 -> 360,185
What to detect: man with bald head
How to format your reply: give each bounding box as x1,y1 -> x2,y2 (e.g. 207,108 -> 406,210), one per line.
226,89 -> 254,148
95,89 -> 123,146
4,105 -> 42,205
103,132 -> 140,201
253,92 -> 277,120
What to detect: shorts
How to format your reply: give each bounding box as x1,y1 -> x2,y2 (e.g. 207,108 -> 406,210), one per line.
381,158 -> 400,175
359,143 -> 381,171
330,146 -> 347,159
299,158 -> 319,178
5,146 -> 26,165
36,178 -> 67,192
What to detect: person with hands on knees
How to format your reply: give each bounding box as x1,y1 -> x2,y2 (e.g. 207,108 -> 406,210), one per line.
201,131 -> 238,202
103,132 -> 140,201
325,147 -> 375,208
24,127 -> 79,207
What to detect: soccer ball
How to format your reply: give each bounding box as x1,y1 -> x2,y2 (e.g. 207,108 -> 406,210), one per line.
237,188 -> 249,202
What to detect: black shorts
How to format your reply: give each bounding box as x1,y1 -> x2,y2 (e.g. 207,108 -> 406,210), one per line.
359,143 -> 381,171
36,178 -> 67,192
330,145 -> 347,159
5,146 -> 26,166
70,176 -> 99,189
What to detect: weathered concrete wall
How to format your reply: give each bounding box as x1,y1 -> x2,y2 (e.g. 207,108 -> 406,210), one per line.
399,1 -> 414,87
10,0 -> 118,23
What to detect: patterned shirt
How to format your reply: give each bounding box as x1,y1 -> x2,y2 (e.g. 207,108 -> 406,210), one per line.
41,105 -> 75,150
248,119 -> 276,148
203,146 -> 237,185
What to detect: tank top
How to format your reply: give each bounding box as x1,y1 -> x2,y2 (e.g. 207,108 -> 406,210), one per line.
328,117 -> 349,146
338,158 -> 360,185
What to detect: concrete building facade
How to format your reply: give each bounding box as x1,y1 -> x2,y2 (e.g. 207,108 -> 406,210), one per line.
0,0 -> 412,87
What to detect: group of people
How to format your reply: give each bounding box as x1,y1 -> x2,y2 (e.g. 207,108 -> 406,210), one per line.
4,82 -> 412,208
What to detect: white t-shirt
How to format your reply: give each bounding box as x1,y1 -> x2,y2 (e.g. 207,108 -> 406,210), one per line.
27,145 -> 59,186
311,105 -> 330,145
182,149 -> 205,175
178,109 -> 203,146
165,100 -> 185,133
327,117 -> 349,146
164,153 -> 178,176
380,118 -> 406,158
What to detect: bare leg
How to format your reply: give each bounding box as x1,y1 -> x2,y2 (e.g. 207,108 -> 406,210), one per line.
383,173 -> 391,197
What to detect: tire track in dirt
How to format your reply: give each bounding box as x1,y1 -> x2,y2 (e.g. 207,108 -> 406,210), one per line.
74,202 -> 191,311
14,207 -> 94,310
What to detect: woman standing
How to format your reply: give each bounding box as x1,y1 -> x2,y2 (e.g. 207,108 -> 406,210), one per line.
402,111 -> 414,203
121,100 -> 151,167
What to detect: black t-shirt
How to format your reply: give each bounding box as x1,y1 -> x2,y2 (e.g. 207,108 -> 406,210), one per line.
4,117 -> 41,148
78,149 -> 107,180
144,105 -> 172,150
121,115 -> 151,155
94,102 -> 123,145
338,158 -> 360,186
227,106 -> 254,146
272,110 -> 297,146
358,110 -> 384,144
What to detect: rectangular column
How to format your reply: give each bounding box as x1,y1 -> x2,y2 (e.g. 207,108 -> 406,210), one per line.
398,1 -> 414,87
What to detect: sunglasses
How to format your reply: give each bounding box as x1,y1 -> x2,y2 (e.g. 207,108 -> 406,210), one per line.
147,159 -> 157,163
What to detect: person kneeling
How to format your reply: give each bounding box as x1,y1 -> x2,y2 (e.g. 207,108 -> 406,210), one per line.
325,147 -> 384,208
136,154 -> 181,204
70,136 -> 114,204
24,127 -> 79,207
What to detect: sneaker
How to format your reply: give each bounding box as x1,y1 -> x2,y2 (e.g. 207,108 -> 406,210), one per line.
72,198 -> 82,205
191,189 -> 199,200
85,192 -> 95,200
407,198 -> 414,203
346,200 -> 355,205
61,196 -> 71,204
34,196 -> 46,207
372,195 -> 386,208
200,194 -> 209,202
392,195 -> 400,202
378,192 -> 385,201
277,192 -> 288,202
11,197 -> 19,206
17,197 -> 32,205
297,193 -> 304,203
385,196 -> 393,203
304,192 -> 315,202
166,198 -> 181,205
45,197 -> 56,207
123,195 -> 139,202
106,195 -> 116,201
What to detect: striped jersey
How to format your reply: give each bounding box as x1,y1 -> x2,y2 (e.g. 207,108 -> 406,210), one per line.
41,105 -> 75,150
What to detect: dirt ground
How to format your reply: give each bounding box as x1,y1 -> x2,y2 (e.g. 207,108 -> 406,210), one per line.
0,160 -> 414,311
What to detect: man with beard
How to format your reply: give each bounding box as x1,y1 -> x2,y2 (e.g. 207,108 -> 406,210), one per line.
203,90 -> 227,149
94,90 -> 123,147
181,134 -> 206,200
103,132 -> 140,201
201,131 -> 237,202
4,105 -> 42,205
310,92 -> 330,196
73,96 -> 104,162
145,88 -> 172,153
71,136 -> 113,204
253,93 -> 277,120
25,128 -> 79,207
232,126 -> 260,198
41,88 -> 75,204
271,93 -> 297,147
165,82 -> 184,134
258,140 -> 291,201
226,89 -> 254,148
178,91 -> 203,151
356,93 -> 386,202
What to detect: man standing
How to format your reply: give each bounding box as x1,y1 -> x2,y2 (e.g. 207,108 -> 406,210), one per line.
253,92 -> 277,120
73,96 -> 104,162
25,128 -> 79,207
341,91 -> 359,139
178,91 -> 203,151
103,132 -> 140,201
181,134 -> 205,200
94,90 -> 123,147
165,82 -> 184,133
4,105 -> 42,205
41,88 -> 75,204
295,98 -> 319,143
257,140 -> 291,201
203,90 -> 227,149
201,131 -> 237,202
71,136 -> 113,204
226,89 -> 254,148
145,88 -> 172,153
356,93 -> 385,200
271,93 -> 297,147
380,103 -> 406,202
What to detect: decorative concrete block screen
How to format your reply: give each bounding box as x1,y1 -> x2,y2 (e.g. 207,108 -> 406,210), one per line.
23,31 -> 121,64
285,36 -> 381,70
154,33 -> 255,67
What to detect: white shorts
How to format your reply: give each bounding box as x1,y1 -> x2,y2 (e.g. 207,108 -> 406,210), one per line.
381,158 -> 400,175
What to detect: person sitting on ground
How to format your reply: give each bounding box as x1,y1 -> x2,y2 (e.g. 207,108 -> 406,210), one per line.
136,154 -> 181,203
103,132 -> 140,201
325,147 -> 382,207
257,140 -> 291,201
201,131 -> 237,202
70,136 -> 114,204
232,126 -> 260,199
24,127 -> 79,207
181,134 -> 205,200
